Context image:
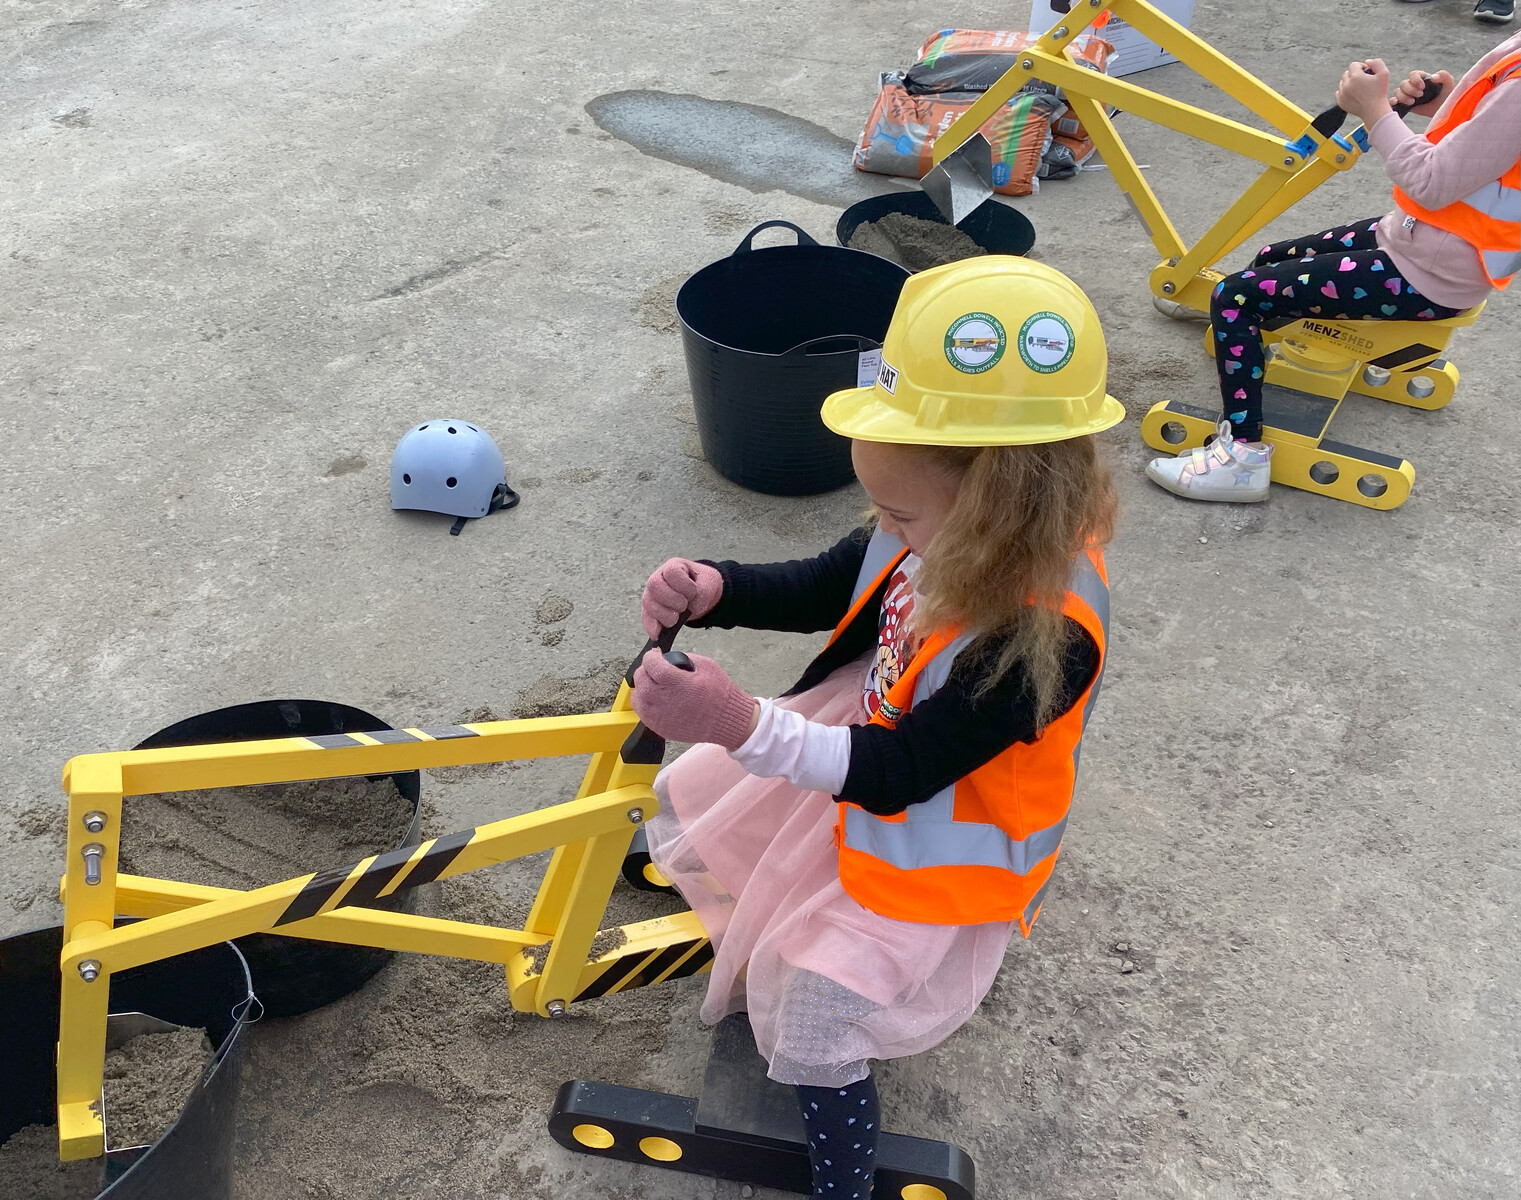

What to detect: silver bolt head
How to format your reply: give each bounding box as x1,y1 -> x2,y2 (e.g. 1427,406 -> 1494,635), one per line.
1283,157 -> 1295,167
1055,25 -> 1069,37
546,1000 -> 567,1018
1021,58 -> 1034,69
1335,154 -> 1346,164
78,960 -> 101,983
627,807 -> 644,825
1162,282 -> 1175,294
83,811 -> 107,833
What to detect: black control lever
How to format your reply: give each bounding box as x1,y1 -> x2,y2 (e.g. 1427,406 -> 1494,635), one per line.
1311,71 -> 1443,139
620,613 -> 696,765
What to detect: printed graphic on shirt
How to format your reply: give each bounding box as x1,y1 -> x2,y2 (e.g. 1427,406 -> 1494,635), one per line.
864,560 -> 921,719
943,312 -> 1007,374
1018,310 -> 1076,373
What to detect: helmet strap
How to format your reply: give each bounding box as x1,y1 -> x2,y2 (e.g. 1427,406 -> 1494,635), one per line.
447,482 -> 521,536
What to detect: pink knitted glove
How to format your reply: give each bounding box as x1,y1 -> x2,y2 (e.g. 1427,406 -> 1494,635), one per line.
631,650 -> 757,751
642,558 -> 724,639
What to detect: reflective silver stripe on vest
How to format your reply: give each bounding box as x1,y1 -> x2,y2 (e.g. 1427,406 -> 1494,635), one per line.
844,805 -> 1068,874
1466,179 -> 1521,224
1068,551 -> 1110,776
850,527 -> 908,608
843,552 -> 1110,880
1022,877 -> 1052,926
1483,246 -> 1521,281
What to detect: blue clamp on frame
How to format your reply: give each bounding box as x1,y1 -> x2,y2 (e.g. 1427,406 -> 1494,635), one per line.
1351,127 -> 1370,153
1284,132 -> 1317,161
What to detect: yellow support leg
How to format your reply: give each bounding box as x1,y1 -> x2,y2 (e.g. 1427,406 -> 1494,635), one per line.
1142,397 -> 1415,510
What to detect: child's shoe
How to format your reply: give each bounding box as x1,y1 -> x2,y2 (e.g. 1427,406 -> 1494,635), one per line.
1146,422 -> 1273,502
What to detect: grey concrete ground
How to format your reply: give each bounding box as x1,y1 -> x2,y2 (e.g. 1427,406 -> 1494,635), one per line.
3,0 -> 1518,1196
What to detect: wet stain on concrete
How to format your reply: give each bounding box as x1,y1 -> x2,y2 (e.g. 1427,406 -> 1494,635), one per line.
324,453 -> 367,477
585,91 -> 901,208
369,250 -> 505,301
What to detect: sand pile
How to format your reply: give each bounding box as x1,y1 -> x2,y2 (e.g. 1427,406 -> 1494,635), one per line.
119,775 -> 414,888
847,212 -> 987,272
0,1027 -> 215,1199
510,659 -> 628,720
231,870 -> 689,1198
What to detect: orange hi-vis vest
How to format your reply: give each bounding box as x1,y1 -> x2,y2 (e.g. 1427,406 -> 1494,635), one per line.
825,528 -> 1110,933
1393,49 -> 1521,290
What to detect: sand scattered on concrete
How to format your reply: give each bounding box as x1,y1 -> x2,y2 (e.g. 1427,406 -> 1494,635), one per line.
511,659 -> 628,720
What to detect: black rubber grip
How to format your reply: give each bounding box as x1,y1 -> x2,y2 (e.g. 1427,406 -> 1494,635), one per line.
1311,72 -> 1442,139
663,651 -> 695,671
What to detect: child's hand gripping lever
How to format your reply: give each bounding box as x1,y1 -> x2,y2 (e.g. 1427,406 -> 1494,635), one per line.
1312,69 -> 1444,138
624,634 -> 759,764
620,614 -> 692,765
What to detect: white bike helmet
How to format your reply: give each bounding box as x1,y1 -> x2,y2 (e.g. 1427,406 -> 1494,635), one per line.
390,420 -> 520,535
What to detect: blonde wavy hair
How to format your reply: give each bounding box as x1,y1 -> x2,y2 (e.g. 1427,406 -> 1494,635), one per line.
892,437 -> 1117,729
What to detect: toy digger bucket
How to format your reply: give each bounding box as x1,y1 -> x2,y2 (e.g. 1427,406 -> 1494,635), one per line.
0,925 -> 255,1199
920,132 -> 994,227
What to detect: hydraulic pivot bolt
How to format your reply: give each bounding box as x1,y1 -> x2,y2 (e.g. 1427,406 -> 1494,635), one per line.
627,808 -> 644,825
78,960 -> 101,983
82,810 -> 108,833
546,1000 -> 567,1018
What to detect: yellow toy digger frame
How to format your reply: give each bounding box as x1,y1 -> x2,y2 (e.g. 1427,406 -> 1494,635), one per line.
931,0 -> 1483,509
53,647 -> 708,1163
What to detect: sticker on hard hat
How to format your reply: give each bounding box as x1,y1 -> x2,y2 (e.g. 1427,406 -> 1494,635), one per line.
943,313 -> 1007,375
876,358 -> 899,394
1018,311 -> 1076,373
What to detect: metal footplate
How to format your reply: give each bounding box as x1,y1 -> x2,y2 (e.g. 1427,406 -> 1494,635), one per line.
549,1014 -> 977,1198
1141,388 -> 1415,510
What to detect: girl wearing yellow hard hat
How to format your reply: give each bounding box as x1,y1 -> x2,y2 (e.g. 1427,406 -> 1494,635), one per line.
630,256 -> 1122,1197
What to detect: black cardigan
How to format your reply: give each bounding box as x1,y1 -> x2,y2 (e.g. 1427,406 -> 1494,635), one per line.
693,529 -> 1101,816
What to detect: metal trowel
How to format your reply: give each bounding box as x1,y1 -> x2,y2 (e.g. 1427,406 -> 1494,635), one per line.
920,132 -> 995,227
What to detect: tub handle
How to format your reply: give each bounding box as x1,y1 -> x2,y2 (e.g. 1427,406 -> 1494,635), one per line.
733,221 -> 818,255
784,334 -> 880,359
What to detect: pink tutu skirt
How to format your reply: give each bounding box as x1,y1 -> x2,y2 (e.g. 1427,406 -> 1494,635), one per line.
644,657 -> 1015,1087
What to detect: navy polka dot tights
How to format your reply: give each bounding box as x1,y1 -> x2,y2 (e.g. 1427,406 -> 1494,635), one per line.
795,1075 -> 880,1197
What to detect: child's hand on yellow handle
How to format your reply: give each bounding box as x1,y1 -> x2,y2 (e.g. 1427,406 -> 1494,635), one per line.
1394,69 -> 1454,117
1336,58 -> 1393,128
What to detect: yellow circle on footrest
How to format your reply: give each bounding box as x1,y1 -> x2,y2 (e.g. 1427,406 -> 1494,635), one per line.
639,1136 -> 683,1162
643,862 -> 672,887
572,1124 -> 615,1149
901,1185 -> 949,1200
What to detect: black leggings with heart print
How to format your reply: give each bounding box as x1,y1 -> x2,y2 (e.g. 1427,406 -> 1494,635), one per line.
1210,218 -> 1463,443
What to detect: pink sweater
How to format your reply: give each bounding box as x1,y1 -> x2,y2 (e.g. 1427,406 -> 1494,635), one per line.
1371,31 -> 1521,310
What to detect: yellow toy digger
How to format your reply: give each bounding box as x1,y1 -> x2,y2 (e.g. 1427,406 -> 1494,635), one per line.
52,624 -> 974,1198
928,0 -> 1484,509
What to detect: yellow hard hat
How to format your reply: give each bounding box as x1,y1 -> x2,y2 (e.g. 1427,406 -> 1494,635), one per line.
822,256 -> 1124,446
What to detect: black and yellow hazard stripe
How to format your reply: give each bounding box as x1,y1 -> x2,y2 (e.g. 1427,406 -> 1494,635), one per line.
300,724 -> 481,750
573,937 -> 714,1002
273,827 -> 475,927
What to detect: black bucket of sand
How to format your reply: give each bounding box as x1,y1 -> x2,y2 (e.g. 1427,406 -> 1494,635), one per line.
0,925 -> 255,1199
836,192 -> 1036,270
677,220 -> 910,496
129,699 -> 424,1019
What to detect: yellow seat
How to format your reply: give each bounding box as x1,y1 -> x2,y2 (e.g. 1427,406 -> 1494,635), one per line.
1141,303 -> 1487,510
1221,303 -> 1484,411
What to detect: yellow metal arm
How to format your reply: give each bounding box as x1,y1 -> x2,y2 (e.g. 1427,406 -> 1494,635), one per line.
928,0 -> 1364,308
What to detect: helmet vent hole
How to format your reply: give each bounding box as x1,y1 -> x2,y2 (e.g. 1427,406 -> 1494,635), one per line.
402,473 -> 411,485
446,476 -> 458,488
418,424 -> 428,431
447,426 -> 457,434
467,425 -> 478,432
